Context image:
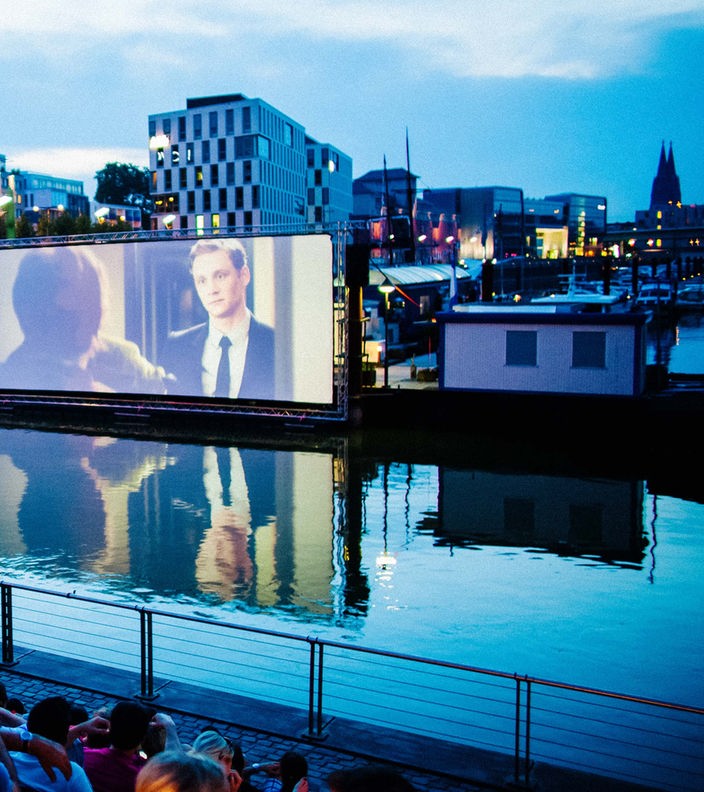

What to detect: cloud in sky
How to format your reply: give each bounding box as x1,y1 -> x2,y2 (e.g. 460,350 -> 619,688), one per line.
4,0 -> 703,80
2,1 -> 703,219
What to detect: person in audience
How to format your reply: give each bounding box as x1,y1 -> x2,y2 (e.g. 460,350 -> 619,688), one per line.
83,701 -> 179,792
326,765 -> 416,791
245,751 -> 307,792
136,751 -> 230,792
0,723 -> 71,784
190,730 -> 243,792
9,695 -> 92,791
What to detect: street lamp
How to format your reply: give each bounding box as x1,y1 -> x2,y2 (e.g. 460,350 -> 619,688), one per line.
378,276 -> 396,388
446,235 -> 458,307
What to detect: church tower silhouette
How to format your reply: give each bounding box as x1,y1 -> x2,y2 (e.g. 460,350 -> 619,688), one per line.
650,141 -> 681,209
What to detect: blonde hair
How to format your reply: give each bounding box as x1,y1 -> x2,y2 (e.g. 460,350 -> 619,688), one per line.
136,751 -> 227,792
191,731 -> 233,763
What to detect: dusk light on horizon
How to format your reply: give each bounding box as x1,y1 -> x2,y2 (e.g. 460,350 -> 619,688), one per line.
2,0 -> 703,221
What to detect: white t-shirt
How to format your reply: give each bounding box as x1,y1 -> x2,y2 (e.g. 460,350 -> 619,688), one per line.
10,752 -> 93,792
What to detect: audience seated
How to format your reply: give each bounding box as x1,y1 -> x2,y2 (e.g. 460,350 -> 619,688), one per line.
191,730 -> 243,791
136,751 -> 229,792
9,695 -> 93,791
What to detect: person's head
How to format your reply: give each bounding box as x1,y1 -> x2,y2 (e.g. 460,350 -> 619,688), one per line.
136,750 -> 228,792
6,697 -> 26,715
69,703 -> 89,725
188,239 -> 250,329
279,751 -> 308,792
327,765 -> 416,792
191,730 -> 234,774
109,701 -> 155,752
13,246 -> 105,353
26,696 -> 71,747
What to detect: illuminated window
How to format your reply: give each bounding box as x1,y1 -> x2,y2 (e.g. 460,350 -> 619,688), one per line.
195,214 -> 204,235
171,146 -> 180,166
195,167 -> 203,186
211,213 -> 220,231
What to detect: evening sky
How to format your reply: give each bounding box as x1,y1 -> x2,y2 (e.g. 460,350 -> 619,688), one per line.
2,0 -> 703,221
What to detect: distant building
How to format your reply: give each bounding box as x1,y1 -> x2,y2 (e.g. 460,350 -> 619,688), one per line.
423,186 -> 526,261
305,137 -> 353,226
543,193 -> 608,257
92,201 -> 142,229
148,93 -> 352,233
605,143 -> 704,273
0,157 -> 89,229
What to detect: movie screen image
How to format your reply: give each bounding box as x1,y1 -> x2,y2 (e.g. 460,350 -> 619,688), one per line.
0,234 -> 334,406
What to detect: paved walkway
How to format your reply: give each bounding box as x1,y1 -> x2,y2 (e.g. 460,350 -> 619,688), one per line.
0,656 -> 484,792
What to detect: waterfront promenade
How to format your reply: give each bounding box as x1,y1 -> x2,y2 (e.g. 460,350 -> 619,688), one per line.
0,647 -> 663,792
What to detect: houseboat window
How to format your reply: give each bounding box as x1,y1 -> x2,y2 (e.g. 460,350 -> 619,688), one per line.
572,331 -> 606,368
506,330 -> 537,366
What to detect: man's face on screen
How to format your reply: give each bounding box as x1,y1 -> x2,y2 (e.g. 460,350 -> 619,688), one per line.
192,248 -> 250,325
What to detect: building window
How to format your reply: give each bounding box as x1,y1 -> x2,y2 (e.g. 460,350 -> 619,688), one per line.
149,119 -> 156,137
179,168 -> 187,189
209,111 -> 218,137
244,210 -> 252,231
572,331 -> 606,368
211,213 -> 220,231
307,148 -> 315,168
171,146 -> 180,166
203,191 -> 211,211
242,106 -> 251,133
195,214 -> 204,235
210,164 -> 219,186
193,114 -> 202,140
226,163 -> 235,185
219,188 -> 228,210
243,160 -> 252,183
178,116 -> 186,140
195,167 -> 203,186
163,118 -> 171,136
314,169 -> 322,186
164,170 -> 172,190
227,212 -> 236,228
186,143 -> 194,163
225,109 -> 234,135
307,188 -> 314,205
506,330 -> 537,366
187,191 -> 195,213
284,122 -> 293,147
218,138 -> 227,161
314,206 -> 323,223
202,141 -> 210,163
252,185 -> 259,209
235,186 -> 244,210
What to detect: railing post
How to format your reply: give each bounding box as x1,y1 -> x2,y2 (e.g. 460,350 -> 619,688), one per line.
524,678 -> 532,786
139,608 -> 155,699
1,584 -> 14,665
306,638 -> 326,740
514,675 -> 522,786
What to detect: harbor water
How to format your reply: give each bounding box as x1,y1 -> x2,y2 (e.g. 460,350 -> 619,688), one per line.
0,419 -> 702,713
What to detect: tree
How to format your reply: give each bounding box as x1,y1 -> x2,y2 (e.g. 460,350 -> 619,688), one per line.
14,214 -> 35,238
94,162 -> 153,225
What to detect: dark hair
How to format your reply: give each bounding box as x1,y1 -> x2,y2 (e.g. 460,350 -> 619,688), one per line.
6,698 -> 25,715
189,239 -> 248,272
69,703 -> 89,725
327,765 -> 416,792
279,751 -> 308,792
109,701 -> 155,751
27,696 -> 71,746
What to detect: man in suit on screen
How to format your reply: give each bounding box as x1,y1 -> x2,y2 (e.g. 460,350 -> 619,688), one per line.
162,238 -> 275,400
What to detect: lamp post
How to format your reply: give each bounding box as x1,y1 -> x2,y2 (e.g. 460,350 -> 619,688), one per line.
378,276 -> 396,388
446,235 -> 458,307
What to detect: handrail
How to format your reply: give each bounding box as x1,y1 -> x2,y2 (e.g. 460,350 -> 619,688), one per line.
1,580 -> 702,790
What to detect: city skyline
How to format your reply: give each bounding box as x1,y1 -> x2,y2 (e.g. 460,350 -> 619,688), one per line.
2,1 -> 703,222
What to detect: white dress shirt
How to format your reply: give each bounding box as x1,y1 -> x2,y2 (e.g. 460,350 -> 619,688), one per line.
201,311 -> 251,398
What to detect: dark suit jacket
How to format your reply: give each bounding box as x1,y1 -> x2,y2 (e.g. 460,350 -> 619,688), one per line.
162,317 -> 275,400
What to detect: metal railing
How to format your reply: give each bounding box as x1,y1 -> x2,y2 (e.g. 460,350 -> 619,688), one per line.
1,581 -> 702,790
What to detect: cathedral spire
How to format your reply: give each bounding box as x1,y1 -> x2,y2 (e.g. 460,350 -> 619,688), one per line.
650,141 -> 681,208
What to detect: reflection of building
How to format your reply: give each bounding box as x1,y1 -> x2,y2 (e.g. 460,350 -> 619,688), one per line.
438,469 -> 645,564
148,93 -> 352,233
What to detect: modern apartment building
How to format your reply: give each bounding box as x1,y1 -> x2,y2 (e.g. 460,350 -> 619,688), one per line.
305,137 -> 353,226
148,93 -> 352,233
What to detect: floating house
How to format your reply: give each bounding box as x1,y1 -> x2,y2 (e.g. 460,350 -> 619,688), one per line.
437,304 -> 650,397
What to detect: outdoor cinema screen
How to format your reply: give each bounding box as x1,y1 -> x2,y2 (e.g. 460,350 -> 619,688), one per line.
0,233 -> 335,406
